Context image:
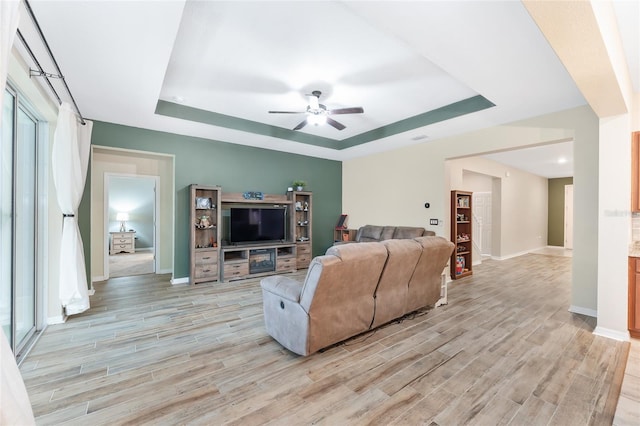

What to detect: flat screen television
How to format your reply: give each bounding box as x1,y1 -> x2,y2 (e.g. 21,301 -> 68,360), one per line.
230,207 -> 286,244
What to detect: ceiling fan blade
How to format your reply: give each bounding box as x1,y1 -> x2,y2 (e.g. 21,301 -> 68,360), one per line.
328,107 -> 364,115
268,110 -> 306,114
326,117 -> 346,131
293,119 -> 308,130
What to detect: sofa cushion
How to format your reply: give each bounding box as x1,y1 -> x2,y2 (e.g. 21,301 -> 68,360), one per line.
406,236 -> 455,312
371,239 -> 422,328
356,225 -> 383,242
393,226 -> 426,239
302,242 -> 388,354
380,226 -> 396,241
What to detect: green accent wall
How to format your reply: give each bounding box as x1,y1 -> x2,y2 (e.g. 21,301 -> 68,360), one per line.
80,121 -> 342,280
548,177 -> 573,246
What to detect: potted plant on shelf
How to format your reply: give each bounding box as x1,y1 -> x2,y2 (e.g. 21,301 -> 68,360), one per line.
293,180 -> 306,191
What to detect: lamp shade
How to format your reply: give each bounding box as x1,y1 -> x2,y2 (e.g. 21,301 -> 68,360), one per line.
116,212 -> 129,221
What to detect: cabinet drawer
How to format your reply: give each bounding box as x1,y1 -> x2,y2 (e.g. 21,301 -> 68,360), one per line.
111,233 -> 133,240
278,264 -> 296,273
277,258 -> 296,272
297,256 -> 311,269
113,243 -> 133,250
277,257 -> 295,267
195,251 -> 218,266
297,244 -> 311,254
195,265 -> 218,279
224,263 -> 249,276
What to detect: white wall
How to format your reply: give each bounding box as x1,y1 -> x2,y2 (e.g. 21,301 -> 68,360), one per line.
343,105 -> 598,315
595,114 -> 632,339
462,170 -> 493,193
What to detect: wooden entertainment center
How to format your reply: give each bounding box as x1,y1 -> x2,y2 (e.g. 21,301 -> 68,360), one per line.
189,184 -> 312,284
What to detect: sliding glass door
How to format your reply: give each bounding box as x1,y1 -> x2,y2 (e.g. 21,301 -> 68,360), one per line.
1,90 -> 15,344
15,107 -> 37,348
1,86 -> 39,355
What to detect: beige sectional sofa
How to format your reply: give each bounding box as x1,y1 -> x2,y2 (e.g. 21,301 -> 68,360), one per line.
260,236 -> 454,356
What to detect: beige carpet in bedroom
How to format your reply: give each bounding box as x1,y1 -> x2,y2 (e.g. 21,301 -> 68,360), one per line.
109,252 -> 154,278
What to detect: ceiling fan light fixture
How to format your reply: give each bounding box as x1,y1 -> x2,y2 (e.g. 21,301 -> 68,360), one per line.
307,113 -> 327,126
269,89 -> 361,131
309,94 -> 320,110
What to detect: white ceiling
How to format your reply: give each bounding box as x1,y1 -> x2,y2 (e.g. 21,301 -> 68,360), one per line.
482,141 -> 574,179
16,1 -> 639,174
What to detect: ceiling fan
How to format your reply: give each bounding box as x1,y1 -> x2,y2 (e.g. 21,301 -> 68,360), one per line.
269,90 -> 364,131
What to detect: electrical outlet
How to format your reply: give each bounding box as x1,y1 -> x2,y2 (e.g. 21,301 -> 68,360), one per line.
430,219 -> 439,225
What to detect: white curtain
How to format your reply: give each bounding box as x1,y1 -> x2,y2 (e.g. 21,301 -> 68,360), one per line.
0,0 -> 20,122
52,103 -> 93,315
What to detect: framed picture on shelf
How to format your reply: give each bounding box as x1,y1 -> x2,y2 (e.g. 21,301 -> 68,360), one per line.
335,214 -> 348,230
196,197 -> 212,209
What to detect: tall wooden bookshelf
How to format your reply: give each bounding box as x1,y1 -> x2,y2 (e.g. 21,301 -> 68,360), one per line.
289,191 -> 312,269
190,184 -> 222,284
450,190 -> 473,279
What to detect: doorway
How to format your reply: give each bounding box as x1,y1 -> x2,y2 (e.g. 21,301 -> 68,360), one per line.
105,174 -> 159,278
564,184 -> 574,249
473,191 -> 493,257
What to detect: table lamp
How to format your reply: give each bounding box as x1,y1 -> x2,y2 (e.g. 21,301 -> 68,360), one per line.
116,212 -> 129,232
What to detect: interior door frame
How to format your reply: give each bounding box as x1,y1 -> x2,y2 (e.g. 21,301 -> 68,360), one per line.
103,173 -> 160,278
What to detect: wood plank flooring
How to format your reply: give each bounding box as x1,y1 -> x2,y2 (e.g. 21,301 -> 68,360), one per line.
21,254 -> 630,425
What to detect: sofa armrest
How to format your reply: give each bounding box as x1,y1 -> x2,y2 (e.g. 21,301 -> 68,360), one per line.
260,275 -> 302,303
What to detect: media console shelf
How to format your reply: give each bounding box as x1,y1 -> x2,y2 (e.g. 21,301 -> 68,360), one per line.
221,243 -> 297,282
189,186 -> 311,284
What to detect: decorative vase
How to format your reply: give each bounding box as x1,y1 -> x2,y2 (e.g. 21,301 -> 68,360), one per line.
296,186 -> 304,191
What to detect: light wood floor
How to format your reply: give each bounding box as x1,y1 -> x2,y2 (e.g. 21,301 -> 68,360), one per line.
21,254 -> 630,425
109,252 -> 155,278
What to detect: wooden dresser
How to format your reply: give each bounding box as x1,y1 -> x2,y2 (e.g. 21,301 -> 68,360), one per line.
110,231 -> 135,255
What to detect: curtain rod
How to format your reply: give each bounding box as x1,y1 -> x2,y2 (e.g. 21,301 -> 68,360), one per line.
19,0 -> 86,125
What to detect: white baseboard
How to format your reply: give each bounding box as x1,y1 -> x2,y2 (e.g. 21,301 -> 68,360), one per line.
593,326 -> 630,342
171,276 -> 189,285
136,247 -> 154,252
88,289 -> 95,296
47,315 -> 66,325
158,268 -> 173,274
492,247 -> 546,261
569,305 -> 597,318
92,276 -> 106,282
491,250 -> 528,261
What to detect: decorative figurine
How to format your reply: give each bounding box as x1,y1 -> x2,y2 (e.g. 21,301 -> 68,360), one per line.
199,215 -> 211,228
